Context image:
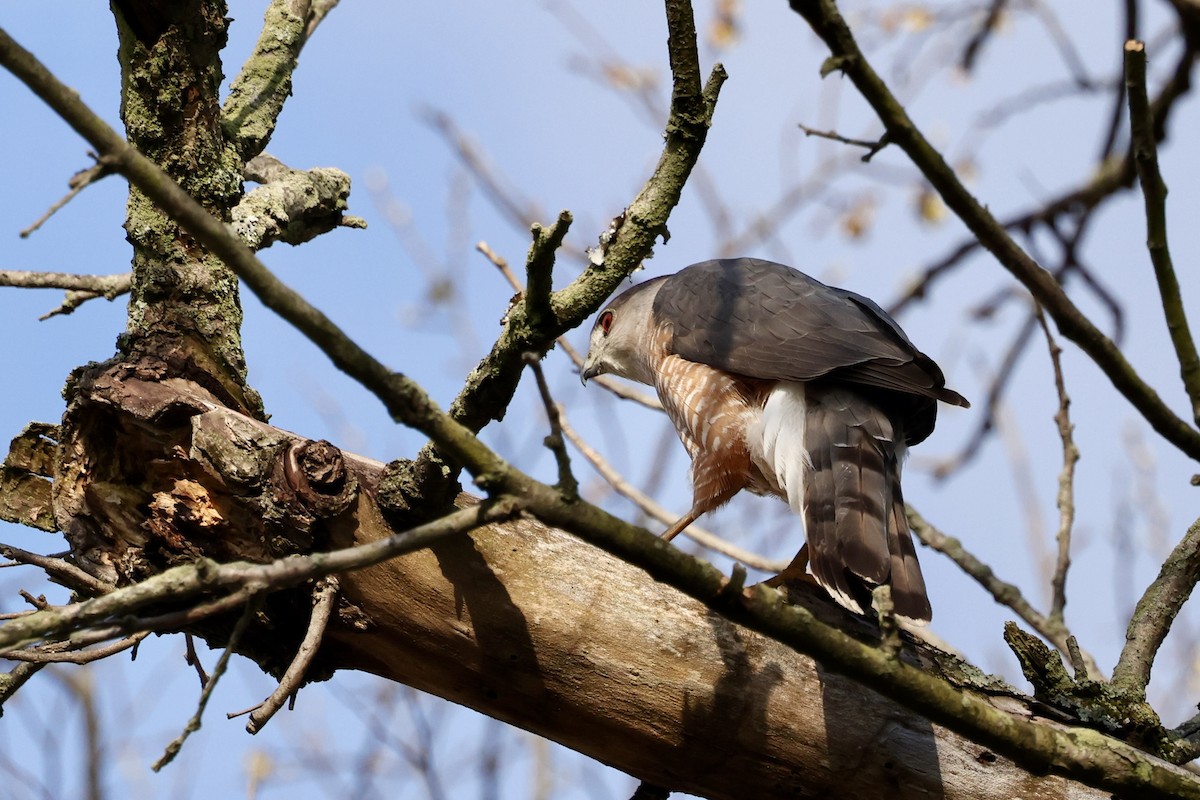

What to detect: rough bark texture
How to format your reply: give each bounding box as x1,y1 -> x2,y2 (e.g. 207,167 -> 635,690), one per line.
39,365 -> 1115,799
112,0 -> 261,417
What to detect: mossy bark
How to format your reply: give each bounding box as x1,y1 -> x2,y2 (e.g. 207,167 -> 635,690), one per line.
111,0 -> 260,417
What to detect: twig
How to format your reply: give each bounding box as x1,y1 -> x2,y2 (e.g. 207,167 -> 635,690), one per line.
931,312 -> 1037,479
1124,39 -> 1200,426
1112,517 -> 1200,697
153,595 -> 260,771
959,0 -> 1009,72
523,354 -> 579,501
787,0 -> 1200,463
0,661 -> 44,708
797,123 -> 889,161
557,408 -> 787,573
0,268 -> 133,318
0,502 -> 513,652
246,576 -> 338,734
0,270 -> 132,296
19,158 -> 114,238
184,633 -> 209,687
63,585 -> 263,649
0,632 -> 148,664
907,506 -> 1099,677
1034,307 -> 1079,623
477,240 -> 662,411
524,211 -> 572,327
0,544 -> 114,597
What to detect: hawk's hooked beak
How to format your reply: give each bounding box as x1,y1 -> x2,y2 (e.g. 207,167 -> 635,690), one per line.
580,355 -> 602,385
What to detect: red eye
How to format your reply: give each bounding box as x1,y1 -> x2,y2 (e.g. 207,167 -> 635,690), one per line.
599,310 -> 614,334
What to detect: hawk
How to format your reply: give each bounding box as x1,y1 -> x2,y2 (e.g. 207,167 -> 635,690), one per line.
580,258 -> 968,622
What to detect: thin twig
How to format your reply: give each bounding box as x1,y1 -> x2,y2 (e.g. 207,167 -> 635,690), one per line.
477,240 -> 662,410
0,632 -> 148,664
64,586 -> 263,649
787,0 -> 1200,463
19,158 -> 114,238
558,408 -> 787,573
0,544 -> 114,597
797,123 -> 889,161
246,576 -> 339,734
1124,39 -> 1200,426
153,595 -> 260,771
0,270 -> 132,296
184,633 -> 209,688
959,0 -> 1009,72
523,354 -> 579,501
1034,308 -> 1079,623
908,506 -> 1099,677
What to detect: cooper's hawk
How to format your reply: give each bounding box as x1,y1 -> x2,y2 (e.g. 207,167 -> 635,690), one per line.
580,258 -> 968,622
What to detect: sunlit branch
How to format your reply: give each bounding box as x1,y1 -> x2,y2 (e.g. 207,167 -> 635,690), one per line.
908,506 -> 1099,678
787,0 -> 1200,462
1124,39 -> 1200,427
1112,517 -> 1200,697
246,576 -> 339,734
1034,308 -> 1079,624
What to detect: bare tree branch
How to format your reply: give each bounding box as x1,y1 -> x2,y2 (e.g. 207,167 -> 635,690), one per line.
787,0 -> 1200,462
1034,308 -> 1079,624
19,157 -> 114,238
908,506 -> 1099,678
1112,517 -> 1200,697
152,595 -> 260,771
246,576 -> 339,734
222,0 -> 315,161
1124,39 -> 1200,426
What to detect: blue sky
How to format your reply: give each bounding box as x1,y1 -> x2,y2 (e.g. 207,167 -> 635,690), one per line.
3,1 -> 1200,797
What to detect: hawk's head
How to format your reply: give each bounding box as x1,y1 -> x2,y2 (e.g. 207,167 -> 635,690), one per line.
580,276 -> 668,387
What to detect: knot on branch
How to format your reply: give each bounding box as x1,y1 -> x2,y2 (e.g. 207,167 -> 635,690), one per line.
282,440 -> 356,517
377,455 -> 462,527
1004,622 -> 1165,753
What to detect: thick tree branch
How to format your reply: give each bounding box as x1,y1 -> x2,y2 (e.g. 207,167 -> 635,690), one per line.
1124,40 -> 1200,426
221,0 -> 314,161
787,0 -> 1200,462
234,154 -> 366,250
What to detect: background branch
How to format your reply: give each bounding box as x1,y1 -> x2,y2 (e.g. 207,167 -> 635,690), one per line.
788,0 -> 1200,462
1124,39 -> 1200,426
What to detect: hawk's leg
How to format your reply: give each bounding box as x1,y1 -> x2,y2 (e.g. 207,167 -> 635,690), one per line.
662,449 -> 746,542
762,544 -> 819,588
661,511 -> 699,542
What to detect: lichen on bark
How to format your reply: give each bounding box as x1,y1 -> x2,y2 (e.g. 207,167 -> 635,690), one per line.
112,0 -> 260,417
